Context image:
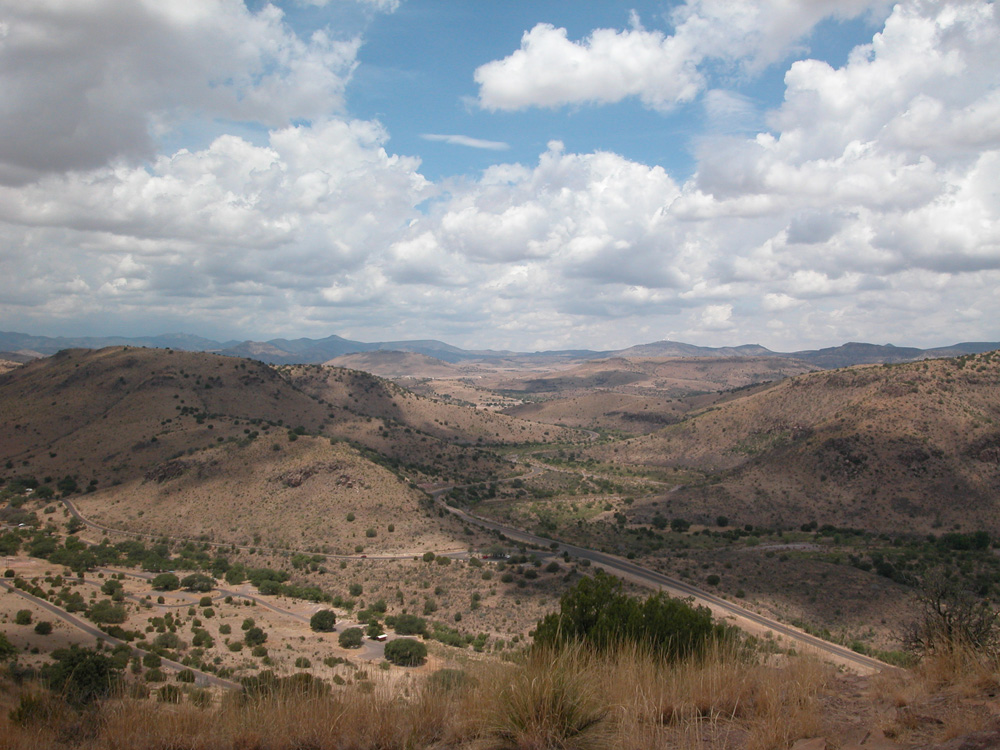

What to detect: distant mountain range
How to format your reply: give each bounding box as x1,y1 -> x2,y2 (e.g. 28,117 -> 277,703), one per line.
1,330 -> 996,370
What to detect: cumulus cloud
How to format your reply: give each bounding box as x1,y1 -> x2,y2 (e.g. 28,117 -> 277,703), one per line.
0,0 -> 359,182
1,0 -> 998,351
0,118 -> 430,334
474,18 -> 703,111
475,1 -> 889,112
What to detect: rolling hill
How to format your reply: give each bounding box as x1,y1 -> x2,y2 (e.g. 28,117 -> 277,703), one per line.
0,347 -> 580,550
589,351 -> 1000,533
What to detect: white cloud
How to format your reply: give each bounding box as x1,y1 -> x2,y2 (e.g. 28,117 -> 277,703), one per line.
474,1 -> 889,112
1,0 -> 998,352
420,134 -> 510,151
474,19 -> 702,112
0,0 -> 359,182
298,0 -> 399,10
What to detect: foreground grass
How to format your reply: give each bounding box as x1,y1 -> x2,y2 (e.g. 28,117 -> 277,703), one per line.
10,640 -> 1000,750
0,642 -> 836,750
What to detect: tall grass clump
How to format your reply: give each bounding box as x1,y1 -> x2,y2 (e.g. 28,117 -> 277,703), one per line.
470,644 -> 612,750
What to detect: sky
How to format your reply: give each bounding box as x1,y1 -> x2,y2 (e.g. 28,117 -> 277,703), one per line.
0,0 -> 998,353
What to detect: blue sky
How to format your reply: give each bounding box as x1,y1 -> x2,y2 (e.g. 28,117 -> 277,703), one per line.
0,0 -> 997,352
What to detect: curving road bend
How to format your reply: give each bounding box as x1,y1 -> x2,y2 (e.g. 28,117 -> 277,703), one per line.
0,579 -> 239,689
56,481 -> 891,672
432,490 -> 894,674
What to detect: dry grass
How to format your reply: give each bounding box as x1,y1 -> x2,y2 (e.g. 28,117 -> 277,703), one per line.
870,643 -> 1000,745
0,642 -> 837,750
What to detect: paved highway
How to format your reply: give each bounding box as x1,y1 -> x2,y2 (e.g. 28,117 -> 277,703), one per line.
432,489 -> 893,674
57,481 -> 892,673
0,579 -> 239,689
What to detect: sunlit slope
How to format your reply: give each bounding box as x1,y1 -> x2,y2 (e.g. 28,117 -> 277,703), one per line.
590,352 -> 1000,532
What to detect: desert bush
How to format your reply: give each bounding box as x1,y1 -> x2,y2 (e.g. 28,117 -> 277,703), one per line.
88,599 -> 127,624
906,575 -> 999,666
310,609 -> 337,632
532,570 -> 731,661
245,627 -> 267,647
181,573 -> 214,592
384,638 -> 427,666
42,646 -> 121,706
339,627 -> 364,648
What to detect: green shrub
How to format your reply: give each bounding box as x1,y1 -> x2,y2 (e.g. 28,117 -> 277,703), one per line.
532,570 -> 730,662
41,646 -> 121,706
180,574 -> 214,592
244,627 -> 267,646
33,621 -> 53,636
310,609 -> 337,632
384,638 -> 427,667
14,609 -> 31,625
338,627 -> 363,648
88,599 -> 127,624
392,613 -> 427,636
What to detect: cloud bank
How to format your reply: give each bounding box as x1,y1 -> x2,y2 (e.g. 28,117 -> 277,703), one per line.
0,0 -> 997,351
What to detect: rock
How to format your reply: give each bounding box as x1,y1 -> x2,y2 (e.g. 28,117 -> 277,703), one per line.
791,739 -> 827,750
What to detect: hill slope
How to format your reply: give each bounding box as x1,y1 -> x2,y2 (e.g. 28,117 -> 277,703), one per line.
590,351 -> 1000,533
0,347 -> 554,548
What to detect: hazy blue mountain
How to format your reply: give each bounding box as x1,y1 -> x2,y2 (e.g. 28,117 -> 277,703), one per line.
1,330 -> 996,369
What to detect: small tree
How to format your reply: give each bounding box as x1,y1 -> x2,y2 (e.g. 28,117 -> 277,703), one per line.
907,575 -> 999,657
532,570 -> 728,662
180,573 -> 214,592
310,609 -> 337,632
391,613 -> 427,636
244,627 -> 268,647
338,627 -> 363,648
15,609 -> 32,625
42,646 -> 121,706
384,638 -> 427,667
88,599 -> 127,624
148,572 -> 177,590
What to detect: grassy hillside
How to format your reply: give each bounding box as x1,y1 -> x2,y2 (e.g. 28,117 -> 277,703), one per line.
82,435 -> 456,553
0,347 -> 327,491
590,351 -> 1000,533
496,356 -> 816,397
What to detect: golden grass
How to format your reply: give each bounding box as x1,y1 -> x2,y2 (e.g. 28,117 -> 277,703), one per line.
0,641 -> 836,750
870,642 -> 1000,745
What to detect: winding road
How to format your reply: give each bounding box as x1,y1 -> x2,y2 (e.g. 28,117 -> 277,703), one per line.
431,488 -> 894,674
0,578 -> 240,689
55,479 -> 893,673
